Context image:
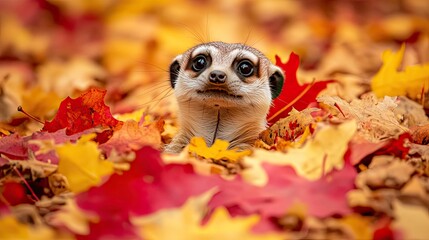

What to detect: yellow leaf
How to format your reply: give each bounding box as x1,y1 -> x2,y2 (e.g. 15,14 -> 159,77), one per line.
188,137 -> 252,162
20,87 -> 62,120
56,134 -> 114,193
134,189 -> 284,240
114,108 -> 146,122
0,215 -> 65,240
339,214 -> 373,240
242,120 -> 357,185
371,44 -> 429,99
0,216 -> 29,239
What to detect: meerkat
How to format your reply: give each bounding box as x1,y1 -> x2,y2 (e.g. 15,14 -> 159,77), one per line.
164,41 -> 284,153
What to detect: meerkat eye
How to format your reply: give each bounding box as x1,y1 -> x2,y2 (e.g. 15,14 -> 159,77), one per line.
191,55 -> 208,72
237,60 -> 255,77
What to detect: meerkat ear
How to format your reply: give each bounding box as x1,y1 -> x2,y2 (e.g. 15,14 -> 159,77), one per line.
269,66 -> 285,99
169,58 -> 181,88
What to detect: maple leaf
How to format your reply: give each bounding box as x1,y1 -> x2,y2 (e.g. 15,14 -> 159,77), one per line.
209,162 -> 357,232
188,137 -> 252,162
267,53 -> 334,125
42,88 -> 123,139
74,146 -> 221,239
99,120 -> 162,157
371,44 -> 429,99
56,134 -> 114,193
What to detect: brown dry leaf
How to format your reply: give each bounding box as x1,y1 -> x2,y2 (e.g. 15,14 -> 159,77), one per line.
318,94 -> 410,141
355,156 -> 415,191
260,108 -> 317,146
47,198 -> 95,236
1,159 -> 57,182
411,124 -> 429,145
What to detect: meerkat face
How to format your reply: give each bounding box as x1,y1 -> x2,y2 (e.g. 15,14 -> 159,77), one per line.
169,42 -> 284,108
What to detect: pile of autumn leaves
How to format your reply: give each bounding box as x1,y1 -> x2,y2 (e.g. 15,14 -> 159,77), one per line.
1,45 -> 429,239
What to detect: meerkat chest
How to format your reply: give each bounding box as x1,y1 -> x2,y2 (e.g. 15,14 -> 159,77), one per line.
178,103 -> 265,146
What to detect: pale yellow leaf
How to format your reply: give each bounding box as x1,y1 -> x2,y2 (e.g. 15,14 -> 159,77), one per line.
393,200 -> 429,240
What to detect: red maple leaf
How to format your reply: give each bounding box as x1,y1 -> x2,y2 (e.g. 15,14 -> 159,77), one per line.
267,53 -> 334,125
75,146 -> 221,239
42,88 -> 123,140
208,162 -> 356,232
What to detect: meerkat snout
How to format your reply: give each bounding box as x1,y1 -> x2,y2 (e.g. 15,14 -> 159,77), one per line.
164,41 -> 284,153
208,70 -> 227,84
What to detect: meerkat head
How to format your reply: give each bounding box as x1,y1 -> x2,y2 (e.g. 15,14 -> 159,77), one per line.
169,41 -> 284,109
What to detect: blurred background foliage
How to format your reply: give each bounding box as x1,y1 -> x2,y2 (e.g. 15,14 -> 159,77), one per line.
1,0 -> 428,119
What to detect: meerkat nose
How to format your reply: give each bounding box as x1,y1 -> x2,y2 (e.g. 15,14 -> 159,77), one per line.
209,70 -> 227,84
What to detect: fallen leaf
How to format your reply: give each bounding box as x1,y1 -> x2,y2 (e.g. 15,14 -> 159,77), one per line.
410,123 -> 429,145
318,94 -> 411,141
267,53 -> 334,125
188,137 -> 252,162
43,88 -> 123,139
260,108 -> 317,146
56,134 -> 114,193
209,163 -> 356,232
243,120 -> 356,184
371,44 -> 429,99
99,120 -> 162,157
393,200 -> 429,240
136,189 -> 284,240
74,146 -> 221,239
37,57 -> 105,97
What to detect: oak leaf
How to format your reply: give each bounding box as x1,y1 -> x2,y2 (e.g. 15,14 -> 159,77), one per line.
371,44 -> 429,99
188,137 -> 252,162
267,53 -> 334,125
56,134 -> 114,193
